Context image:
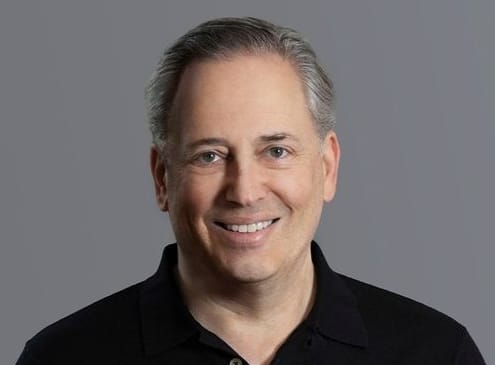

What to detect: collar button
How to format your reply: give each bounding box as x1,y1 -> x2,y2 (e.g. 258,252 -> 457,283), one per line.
229,358 -> 243,365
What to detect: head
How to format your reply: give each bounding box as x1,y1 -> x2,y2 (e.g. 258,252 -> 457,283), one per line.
146,17 -> 336,153
147,17 -> 340,286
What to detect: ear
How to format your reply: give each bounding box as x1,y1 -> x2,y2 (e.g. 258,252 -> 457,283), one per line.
321,131 -> 341,202
150,145 -> 169,211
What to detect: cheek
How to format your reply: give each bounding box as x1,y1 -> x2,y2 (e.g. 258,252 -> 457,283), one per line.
167,176 -> 215,246
275,164 -> 324,208
169,172 -> 222,218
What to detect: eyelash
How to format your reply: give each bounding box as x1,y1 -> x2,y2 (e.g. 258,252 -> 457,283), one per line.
194,151 -> 223,165
192,145 -> 292,166
267,146 -> 289,159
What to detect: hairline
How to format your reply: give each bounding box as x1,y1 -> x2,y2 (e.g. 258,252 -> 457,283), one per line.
146,17 -> 336,157
162,48 -> 327,155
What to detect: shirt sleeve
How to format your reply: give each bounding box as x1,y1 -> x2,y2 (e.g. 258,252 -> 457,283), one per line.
454,328 -> 486,365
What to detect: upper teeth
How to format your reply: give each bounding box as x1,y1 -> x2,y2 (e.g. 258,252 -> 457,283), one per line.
226,220 -> 273,233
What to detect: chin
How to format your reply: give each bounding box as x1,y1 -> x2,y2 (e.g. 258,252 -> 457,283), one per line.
218,256 -> 278,284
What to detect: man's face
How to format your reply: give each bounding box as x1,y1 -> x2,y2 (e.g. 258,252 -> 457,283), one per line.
151,53 -> 340,283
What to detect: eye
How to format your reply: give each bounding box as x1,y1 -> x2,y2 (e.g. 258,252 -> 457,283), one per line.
196,151 -> 221,165
267,146 -> 289,159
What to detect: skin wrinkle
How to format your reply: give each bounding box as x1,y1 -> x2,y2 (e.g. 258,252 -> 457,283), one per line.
161,53 -> 324,154
150,52 -> 340,365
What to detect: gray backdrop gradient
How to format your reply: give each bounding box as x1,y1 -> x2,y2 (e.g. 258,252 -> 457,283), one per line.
1,1 -> 493,363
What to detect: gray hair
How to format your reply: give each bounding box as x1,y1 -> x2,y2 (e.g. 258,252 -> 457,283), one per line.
145,17 -> 335,151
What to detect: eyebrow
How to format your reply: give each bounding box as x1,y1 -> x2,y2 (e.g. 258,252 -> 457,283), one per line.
257,132 -> 301,144
185,137 -> 229,151
184,132 -> 301,152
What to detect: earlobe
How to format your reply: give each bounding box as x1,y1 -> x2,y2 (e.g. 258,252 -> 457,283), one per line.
150,145 -> 169,211
322,131 -> 341,202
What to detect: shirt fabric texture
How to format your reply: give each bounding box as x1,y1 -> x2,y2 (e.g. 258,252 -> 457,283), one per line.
17,242 -> 486,364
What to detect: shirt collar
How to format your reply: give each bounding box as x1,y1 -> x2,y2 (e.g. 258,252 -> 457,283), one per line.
139,244 -> 200,356
307,241 -> 368,348
139,242 -> 368,356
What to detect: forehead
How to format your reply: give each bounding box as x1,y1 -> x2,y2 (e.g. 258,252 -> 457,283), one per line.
170,53 -> 315,140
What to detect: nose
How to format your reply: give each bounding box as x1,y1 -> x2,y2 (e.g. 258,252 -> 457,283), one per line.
224,157 -> 268,206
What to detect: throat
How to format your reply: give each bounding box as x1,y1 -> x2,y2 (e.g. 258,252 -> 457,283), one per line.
175,245 -> 317,364
182,257 -> 317,337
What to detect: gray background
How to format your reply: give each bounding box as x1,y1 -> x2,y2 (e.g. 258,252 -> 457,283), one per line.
1,0 -> 493,363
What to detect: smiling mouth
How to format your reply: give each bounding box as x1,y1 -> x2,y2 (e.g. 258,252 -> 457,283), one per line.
215,218 -> 280,233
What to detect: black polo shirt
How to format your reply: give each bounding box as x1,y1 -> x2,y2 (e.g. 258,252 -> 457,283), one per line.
17,242 -> 485,364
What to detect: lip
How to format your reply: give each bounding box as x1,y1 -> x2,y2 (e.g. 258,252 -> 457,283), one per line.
211,218 -> 280,248
214,216 -> 279,226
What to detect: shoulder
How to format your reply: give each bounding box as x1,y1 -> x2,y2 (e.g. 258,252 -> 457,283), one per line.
18,281 -> 144,364
341,273 -> 460,328
338,274 -> 485,363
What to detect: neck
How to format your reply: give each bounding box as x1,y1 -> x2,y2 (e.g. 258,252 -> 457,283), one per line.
176,247 -> 316,365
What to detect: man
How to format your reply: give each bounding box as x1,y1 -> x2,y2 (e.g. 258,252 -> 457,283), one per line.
17,17 -> 485,364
